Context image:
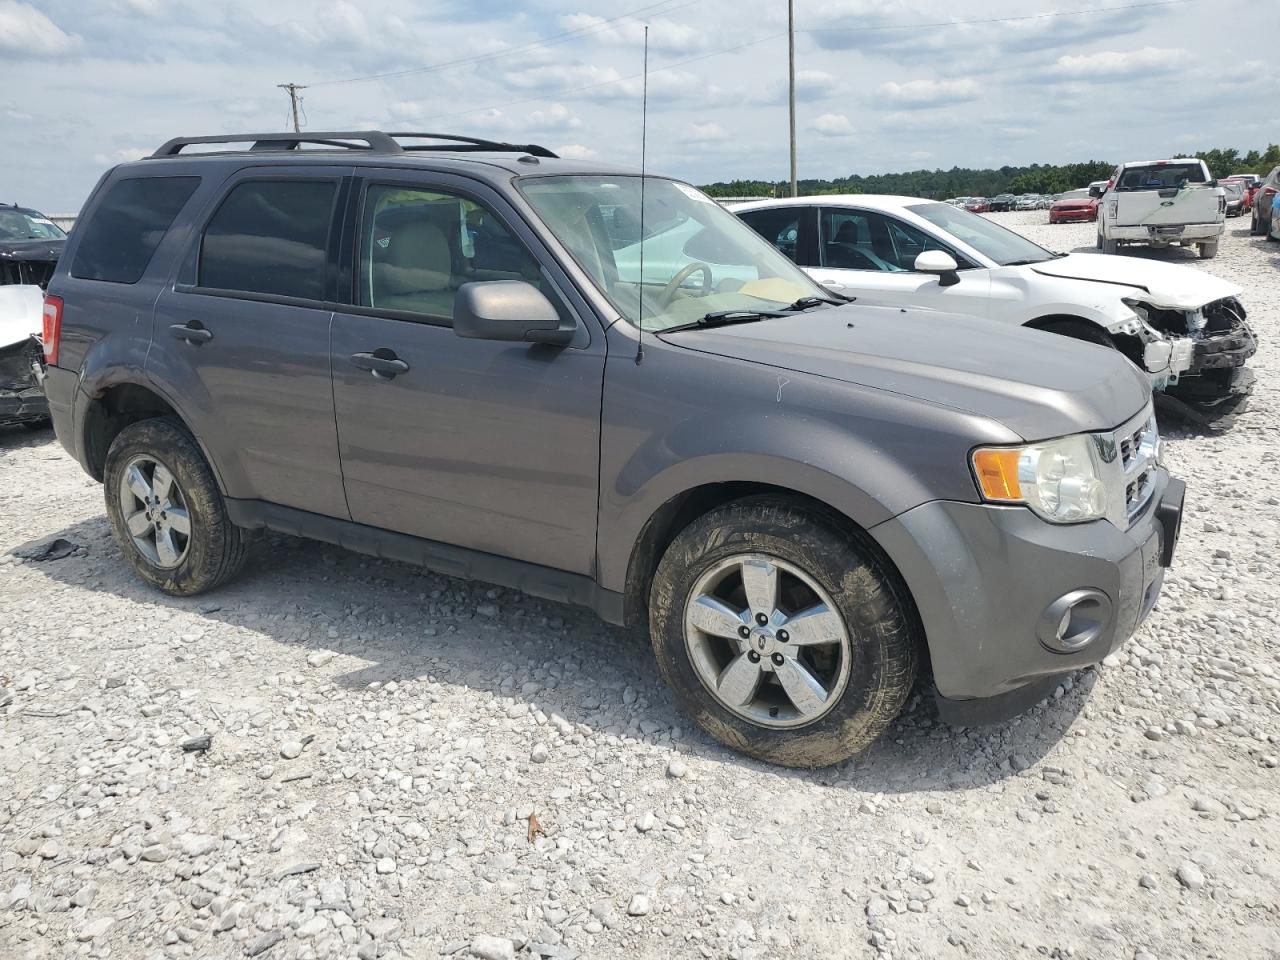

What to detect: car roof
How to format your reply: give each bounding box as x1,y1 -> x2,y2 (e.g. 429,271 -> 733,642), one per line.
1117,158 -> 1203,168
731,194 -> 937,212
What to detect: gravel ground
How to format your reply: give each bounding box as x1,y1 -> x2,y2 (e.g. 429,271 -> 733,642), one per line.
2,212 -> 1277,960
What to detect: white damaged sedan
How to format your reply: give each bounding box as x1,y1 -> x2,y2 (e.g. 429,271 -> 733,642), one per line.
734,195 -> 1256,415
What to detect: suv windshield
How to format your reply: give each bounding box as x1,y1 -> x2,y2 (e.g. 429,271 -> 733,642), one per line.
1116,163 -> 1206,191
520,176 -> 824,331
906,201 -> 1054,266
0,208 -> 66,241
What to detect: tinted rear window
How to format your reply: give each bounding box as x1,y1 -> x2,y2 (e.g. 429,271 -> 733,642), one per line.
1116,164 -> 1206,191
198,180 -> 336,300
71,177 -> 200,283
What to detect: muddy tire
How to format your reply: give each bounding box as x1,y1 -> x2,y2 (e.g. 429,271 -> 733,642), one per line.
648,496 -> 918,768
1198,241 -> 1218,259
1250,211 -> 1261,235
104,417 -> 248,596
1100,235 -> 1118,255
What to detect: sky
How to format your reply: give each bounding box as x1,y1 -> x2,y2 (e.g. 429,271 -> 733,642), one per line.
2,0 -> 1275,212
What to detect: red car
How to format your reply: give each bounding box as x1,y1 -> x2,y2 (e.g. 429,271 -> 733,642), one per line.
963,197 -> 990,213
1048,188 -> 1099,223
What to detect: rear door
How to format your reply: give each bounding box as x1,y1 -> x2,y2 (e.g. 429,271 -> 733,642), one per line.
149,166 -> 352,518
329,170 -> 605,574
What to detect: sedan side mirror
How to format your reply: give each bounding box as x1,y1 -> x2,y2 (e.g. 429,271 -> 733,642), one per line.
453,281 -> 575,346
914,250 -> 960,287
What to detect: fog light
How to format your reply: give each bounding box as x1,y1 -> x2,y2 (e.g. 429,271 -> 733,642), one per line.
1037,589 -> 1112,653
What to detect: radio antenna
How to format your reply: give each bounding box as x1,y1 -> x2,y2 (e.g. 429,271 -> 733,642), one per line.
635,24 -> 649,365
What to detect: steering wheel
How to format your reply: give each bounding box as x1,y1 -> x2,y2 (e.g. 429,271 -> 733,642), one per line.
657,262 -> 713,308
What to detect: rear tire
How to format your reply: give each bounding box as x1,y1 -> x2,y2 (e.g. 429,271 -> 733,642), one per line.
1100,236 -> 1118,255
1198,241 -> 1218,259
1250,211 -> 1261,235
104,417 -> 248,596
648,496 -> 918,768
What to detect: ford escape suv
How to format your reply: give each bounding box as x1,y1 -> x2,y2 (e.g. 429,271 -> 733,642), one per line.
41,131 -> 1185,767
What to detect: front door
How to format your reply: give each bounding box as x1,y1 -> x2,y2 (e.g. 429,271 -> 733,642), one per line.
329,172 -> 606,575
808,207 -> 991,315
149,168 -> 351,519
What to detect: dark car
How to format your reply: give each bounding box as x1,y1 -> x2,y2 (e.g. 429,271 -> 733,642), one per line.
1219,180 -> 1246,217
0,203 -> 66,289
988,194 -> 1017,212
1049,188 -> 1099,224
1249,165 -> 1280,236
39,130 -> 1184,767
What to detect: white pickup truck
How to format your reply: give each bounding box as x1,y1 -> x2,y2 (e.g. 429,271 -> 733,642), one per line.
1094,158 -> 1226,259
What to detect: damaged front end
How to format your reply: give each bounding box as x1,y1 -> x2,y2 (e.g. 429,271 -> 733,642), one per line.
1113,295 -> 1256,424
0,334 -> 47,428
0,284 -> 49,428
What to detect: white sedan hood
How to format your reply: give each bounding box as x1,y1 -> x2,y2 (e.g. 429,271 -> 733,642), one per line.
0,285 -> 44,349
1031,253 -> 1241,310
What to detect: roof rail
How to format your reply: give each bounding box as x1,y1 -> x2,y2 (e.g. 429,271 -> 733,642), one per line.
149,131 -> 558,159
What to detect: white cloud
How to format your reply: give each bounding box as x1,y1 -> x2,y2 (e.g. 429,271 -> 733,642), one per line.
812,113 -> 855,138
0,1 -> 81,56
471,102 -> 582,134
680,122 -> 727,144
763,69 -> 838,104
1050,46 -> 1185,80
91,146 -> 151,166
557,13 -> 705,54
554,144 -> 598,160
878,78 -> 979,108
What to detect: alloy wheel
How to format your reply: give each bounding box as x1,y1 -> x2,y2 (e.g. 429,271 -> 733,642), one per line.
117,455 -> 192,569
683,554 -> 852,729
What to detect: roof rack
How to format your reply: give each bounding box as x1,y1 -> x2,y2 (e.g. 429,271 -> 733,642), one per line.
150,131 -> 558,159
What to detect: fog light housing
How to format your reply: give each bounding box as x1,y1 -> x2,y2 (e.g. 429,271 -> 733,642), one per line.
1037,588 -> 1112,653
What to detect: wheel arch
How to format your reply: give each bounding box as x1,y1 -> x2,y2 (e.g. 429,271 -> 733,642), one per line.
80,381 -> 218,488
1024,313 -> 1144,368
620,482 -> 925,660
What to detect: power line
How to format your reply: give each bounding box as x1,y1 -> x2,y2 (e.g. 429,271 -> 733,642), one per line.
305,0 -> 702,88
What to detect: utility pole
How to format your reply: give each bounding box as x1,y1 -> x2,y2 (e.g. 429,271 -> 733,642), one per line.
787,0 -> 797,197
277,83 -> 306,133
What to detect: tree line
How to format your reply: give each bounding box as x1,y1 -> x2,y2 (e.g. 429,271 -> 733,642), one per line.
699,145 -> 1280,199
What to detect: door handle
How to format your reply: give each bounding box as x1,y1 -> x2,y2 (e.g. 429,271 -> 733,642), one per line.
350,351 -> 409,379
169,322 -> 213,345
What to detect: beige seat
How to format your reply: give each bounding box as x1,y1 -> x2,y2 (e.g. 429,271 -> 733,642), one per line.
370,219 -> 455,317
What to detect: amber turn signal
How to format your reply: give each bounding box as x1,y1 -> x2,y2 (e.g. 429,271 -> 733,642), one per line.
972,448 -> 1023,502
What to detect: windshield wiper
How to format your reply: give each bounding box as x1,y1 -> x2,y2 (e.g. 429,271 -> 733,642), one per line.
1002,257 -> 1054,266
660,309 -> 792,333
788,294 -> 851,309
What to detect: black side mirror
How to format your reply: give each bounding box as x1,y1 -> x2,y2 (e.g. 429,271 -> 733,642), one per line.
1088,185 -> 1103,199
453,281 -> 576,346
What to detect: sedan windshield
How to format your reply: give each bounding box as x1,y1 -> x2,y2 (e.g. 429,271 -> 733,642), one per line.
0,208 -> 66,241
520,176 -> 824,331
907,201 -> 1055,266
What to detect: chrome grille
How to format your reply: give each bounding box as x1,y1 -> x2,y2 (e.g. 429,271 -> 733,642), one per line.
1118,411 -> 1159,525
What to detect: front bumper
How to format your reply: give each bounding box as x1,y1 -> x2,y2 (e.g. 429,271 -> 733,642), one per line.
1050,209 -> 1095,222
871,469 -> 1183,723
0,338 -> 49,426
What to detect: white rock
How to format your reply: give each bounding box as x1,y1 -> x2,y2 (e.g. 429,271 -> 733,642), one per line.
77,917 -> 114,942
627,893 -> 651,916
530,743 -> 549,764
467,935 -> 515,960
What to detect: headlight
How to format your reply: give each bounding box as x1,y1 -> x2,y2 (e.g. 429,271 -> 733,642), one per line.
972,434 -> 1109,523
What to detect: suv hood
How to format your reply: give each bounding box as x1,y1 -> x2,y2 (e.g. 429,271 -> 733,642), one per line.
1030,252 -> 1239,309
0,238 -> 64,263
659,304 -> 1149,440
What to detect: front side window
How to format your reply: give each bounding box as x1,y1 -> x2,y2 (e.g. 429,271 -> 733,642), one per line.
358,184 -> 541,320
71,177 -> 200,284
907,201 -> 1055,266
0,208 -> 65,241
520,176 -> 823,332
199,180 -> 336,300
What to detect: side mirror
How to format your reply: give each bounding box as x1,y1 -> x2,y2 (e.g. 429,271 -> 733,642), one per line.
914,250 -> 960,287
453,281 -> 575,346
1088,185 -> 1103,199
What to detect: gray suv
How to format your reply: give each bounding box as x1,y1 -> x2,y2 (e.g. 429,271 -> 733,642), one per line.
40,131 -> 1185,767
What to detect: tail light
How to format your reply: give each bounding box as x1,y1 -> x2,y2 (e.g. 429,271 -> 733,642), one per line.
42,294 -> 63,366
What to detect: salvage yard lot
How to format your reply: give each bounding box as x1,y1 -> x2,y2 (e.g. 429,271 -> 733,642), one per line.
1,213 -> 1277,959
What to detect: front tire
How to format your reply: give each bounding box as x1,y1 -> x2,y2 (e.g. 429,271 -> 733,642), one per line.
1100,234 -> 1118,255
648,497 -> 918,767
104,417 -> 248,595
